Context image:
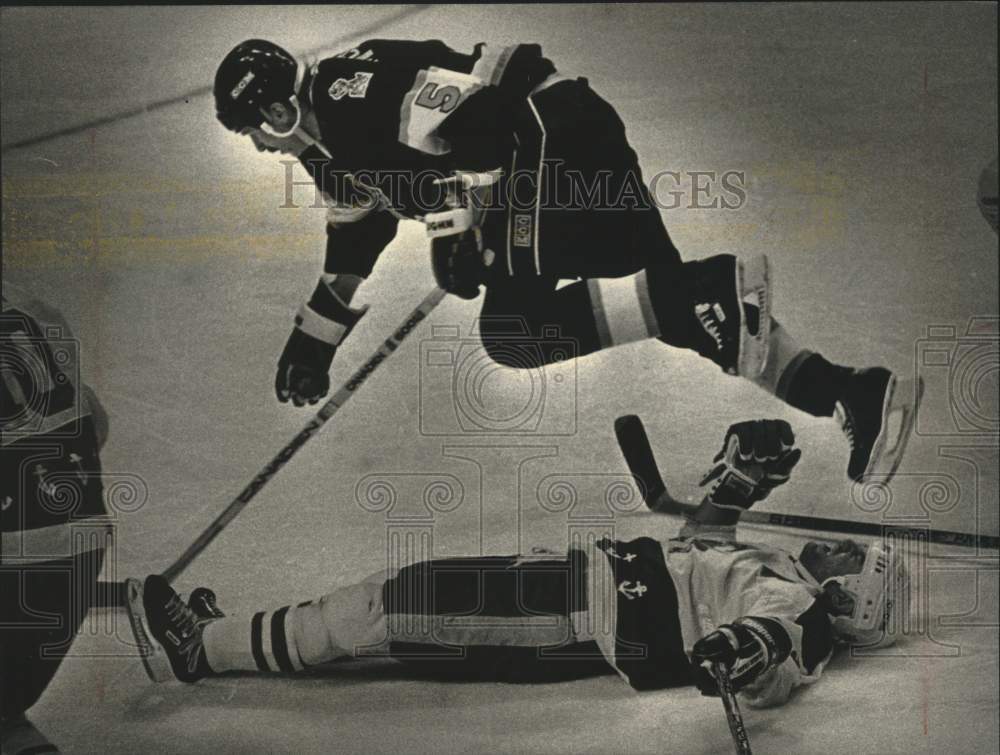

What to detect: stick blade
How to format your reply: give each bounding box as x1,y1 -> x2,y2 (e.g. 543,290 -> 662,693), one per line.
614,415 -> 667,507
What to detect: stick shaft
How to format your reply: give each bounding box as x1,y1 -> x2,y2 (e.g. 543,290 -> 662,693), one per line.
714,662 -> 753,755
614,414 -> 998,549
160,287 -> 447,584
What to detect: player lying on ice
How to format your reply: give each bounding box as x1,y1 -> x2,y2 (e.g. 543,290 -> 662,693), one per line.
126,420 -> 910,708
213,38 -> 922,484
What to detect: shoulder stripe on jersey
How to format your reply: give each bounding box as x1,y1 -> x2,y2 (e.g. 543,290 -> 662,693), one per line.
326,204 -> 374,225
471,44 -> 516,87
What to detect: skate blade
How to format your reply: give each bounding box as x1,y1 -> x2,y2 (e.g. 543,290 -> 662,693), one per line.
124,577 -> 173,683
737,254 -> 771,378
862,375 -> 925,484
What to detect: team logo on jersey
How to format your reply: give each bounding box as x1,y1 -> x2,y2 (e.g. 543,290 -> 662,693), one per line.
617,580 -> 647,600
230,71 -> 256,101
329,72 -> 373,101
513,213 -> 533,248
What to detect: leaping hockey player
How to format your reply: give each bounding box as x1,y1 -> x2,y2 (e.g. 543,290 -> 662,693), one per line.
213,38 -> 922,483
125,420 -> 910,708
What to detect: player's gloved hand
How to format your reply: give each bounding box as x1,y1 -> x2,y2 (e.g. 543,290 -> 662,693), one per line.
699,419 -> 801,510
690,617 -> 792,696
426,174 -> 497,300
430,225 -> 489,300
275,278 -> 368,406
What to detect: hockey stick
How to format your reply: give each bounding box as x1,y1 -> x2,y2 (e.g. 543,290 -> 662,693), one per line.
714,662 -> 753,755
614,414 -> 1000,550
97,287 -> 447,607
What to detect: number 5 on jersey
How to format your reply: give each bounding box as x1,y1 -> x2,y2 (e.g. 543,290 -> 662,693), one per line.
400,67 -> 484,155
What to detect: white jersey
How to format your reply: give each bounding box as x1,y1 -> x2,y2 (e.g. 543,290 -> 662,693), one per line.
663,525 -> 831,707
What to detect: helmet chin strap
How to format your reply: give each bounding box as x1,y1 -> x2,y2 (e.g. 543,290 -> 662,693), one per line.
260,96 -> 302,138
258,60 -> 327,155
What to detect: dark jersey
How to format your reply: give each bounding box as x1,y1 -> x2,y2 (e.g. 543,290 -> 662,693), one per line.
1,294 -> 107,559
294,39 -> 556,276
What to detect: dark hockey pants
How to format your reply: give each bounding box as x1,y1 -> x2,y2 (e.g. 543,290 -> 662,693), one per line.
476,77 -> 716,368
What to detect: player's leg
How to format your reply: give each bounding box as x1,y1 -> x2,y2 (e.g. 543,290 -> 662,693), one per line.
126,572 -> 388,681
592,259 -> 921,481
1,547 -> 106,754
381,553 -> 608,682
478,276 -> 605,368
129,554 -> 609,683
478,78 -> 918,480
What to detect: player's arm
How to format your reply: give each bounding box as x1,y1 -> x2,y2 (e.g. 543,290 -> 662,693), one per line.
436,43 -> 557,171
272,151 -> 399,407
393,42 -> 556,170
691,583 -> 833,708
678,419 -> 801,538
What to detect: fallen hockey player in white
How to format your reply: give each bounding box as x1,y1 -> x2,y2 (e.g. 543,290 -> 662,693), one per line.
125,420 -> 909,708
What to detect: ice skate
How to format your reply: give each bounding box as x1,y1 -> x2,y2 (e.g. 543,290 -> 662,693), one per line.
125,575 -> 219,683
835,368 -> 924,483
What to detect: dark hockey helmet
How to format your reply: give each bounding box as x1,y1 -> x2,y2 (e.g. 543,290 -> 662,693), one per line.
214,39 -> 299,132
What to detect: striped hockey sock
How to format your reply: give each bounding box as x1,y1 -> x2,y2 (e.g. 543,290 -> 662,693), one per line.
202,604 -> 310,674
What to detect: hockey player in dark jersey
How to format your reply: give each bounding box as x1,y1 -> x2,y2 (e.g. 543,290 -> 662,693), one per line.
125,419 -> 909,708
1,292 -> 110,754
213,38 -> 922,484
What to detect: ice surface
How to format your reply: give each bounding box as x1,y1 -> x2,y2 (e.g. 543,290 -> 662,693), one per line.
2,4 -> 997,753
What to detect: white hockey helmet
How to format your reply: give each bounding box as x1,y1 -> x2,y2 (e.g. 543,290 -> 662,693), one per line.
823,540 -> 909,648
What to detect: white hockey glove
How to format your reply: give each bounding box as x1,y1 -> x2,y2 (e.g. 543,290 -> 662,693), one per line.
426,173 -> 498,300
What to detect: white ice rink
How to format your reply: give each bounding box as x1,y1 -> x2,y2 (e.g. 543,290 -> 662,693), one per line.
2,4 -> 998,753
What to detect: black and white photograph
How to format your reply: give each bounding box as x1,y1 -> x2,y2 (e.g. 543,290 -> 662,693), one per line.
1,4 -> 997,753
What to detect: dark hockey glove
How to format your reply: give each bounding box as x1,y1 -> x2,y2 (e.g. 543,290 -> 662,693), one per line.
699,419 -> 801,511
691,617 -> 792,696
275,278 -> 367,406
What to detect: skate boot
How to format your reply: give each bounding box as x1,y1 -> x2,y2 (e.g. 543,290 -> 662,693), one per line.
125,575 -> 218,683
835,368 -> 924,483
686,254 -> 771,378
1,715 -> 59,755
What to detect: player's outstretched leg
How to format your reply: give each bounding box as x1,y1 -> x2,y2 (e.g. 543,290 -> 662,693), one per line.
835,369 -> 924,482
125,576 -> 220,683
584,254 -> 922,482
587,253 -> 771,378
127,577 -> 388,682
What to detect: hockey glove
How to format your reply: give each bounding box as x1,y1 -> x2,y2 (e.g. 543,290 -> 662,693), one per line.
275,278 -> 367,406
691,617 -> 792,696
699,419 -> 801,511
426,175 -> 497,300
